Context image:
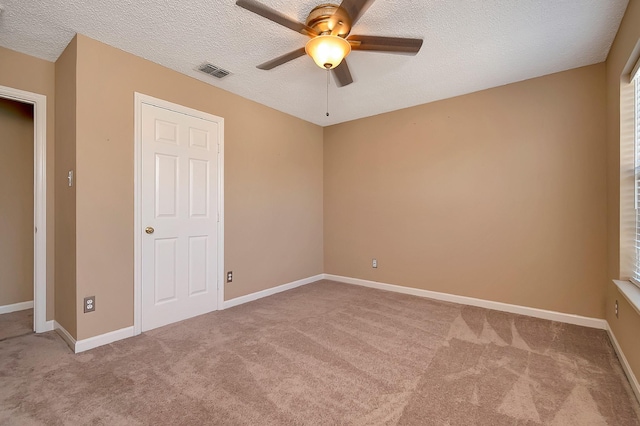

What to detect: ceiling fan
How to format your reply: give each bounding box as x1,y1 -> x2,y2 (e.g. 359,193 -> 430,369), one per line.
235,0 -> 424,87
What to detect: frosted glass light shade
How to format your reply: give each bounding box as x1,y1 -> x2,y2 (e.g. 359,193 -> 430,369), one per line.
305,35 -> 351,69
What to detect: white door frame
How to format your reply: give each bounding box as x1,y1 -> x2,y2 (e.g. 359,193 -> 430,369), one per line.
0,85 -> 48,333
133,93 -> 225,335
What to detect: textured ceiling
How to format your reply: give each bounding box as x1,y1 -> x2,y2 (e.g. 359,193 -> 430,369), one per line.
0,0 -> 628,126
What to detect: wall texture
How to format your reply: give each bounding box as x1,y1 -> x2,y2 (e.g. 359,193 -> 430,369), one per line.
606,0 -> 640,384
54,37 -> 78,337
324,64 -> 608,319
0,46 -> 55,320
0,98 -> 34,306
73,35 -> 323,340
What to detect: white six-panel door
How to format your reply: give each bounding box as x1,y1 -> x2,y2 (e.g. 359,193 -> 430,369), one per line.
141,102 -> 220,332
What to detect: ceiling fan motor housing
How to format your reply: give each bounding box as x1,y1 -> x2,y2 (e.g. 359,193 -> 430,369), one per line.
306,4 -> 352,37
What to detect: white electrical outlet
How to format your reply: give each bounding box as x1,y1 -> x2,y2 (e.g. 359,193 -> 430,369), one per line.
372,259 -> 377,268
84,296 -> 95,313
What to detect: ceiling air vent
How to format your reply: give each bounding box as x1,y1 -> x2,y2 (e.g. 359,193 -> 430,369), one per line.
197,62 -> 231,79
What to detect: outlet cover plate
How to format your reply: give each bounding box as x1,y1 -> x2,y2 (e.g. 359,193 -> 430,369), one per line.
84,296 -> 95,313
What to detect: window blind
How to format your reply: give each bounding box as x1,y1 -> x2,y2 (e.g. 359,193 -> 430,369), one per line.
633,64 -> 640,286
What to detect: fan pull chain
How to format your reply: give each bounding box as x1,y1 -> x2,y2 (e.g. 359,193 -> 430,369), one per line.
326,69 -> 330,117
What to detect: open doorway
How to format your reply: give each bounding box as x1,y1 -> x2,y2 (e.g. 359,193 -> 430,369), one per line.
0,97 -> 34,339
0,85 -> 47,336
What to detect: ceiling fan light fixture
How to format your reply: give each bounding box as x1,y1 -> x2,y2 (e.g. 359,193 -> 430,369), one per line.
305,35 -> 351,69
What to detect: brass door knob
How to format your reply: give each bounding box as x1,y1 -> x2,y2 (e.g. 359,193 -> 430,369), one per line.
145,227 -> 154,234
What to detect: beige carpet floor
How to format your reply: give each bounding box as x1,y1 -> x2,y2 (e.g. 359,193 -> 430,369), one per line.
0,309 -> 33,341
1,280 -> 639,425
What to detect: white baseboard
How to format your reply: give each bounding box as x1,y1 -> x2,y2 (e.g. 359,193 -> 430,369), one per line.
222,274 -> 324,309
75,326 -> 135,353
606,322 -> 640,404
324,274 -> 607,330
49,273 -> 612,356
0,300 -> 33,314
43,320 -> 54,332
54,321 -> 76,352
54,321 -> 136,354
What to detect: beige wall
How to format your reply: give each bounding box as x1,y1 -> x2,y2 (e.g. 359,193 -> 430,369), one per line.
73,35 -> 323,340
54,37 -> 78,337
325,64 -> 607,318
606,0 -> 640,382
608,284 -> 640,383
0,46 -> 55,320
0,98 -> 34,306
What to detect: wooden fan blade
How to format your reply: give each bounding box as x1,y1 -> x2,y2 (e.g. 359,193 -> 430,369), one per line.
338,0 -> 376,26
348,35 -> 423,54
332,59 -> 353,87
236,0 -> 318,36
257,47 -> 307,70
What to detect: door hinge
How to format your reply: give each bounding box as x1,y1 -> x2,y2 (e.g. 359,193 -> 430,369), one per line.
217,212 -> 220,222
217,143 -> 220,154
